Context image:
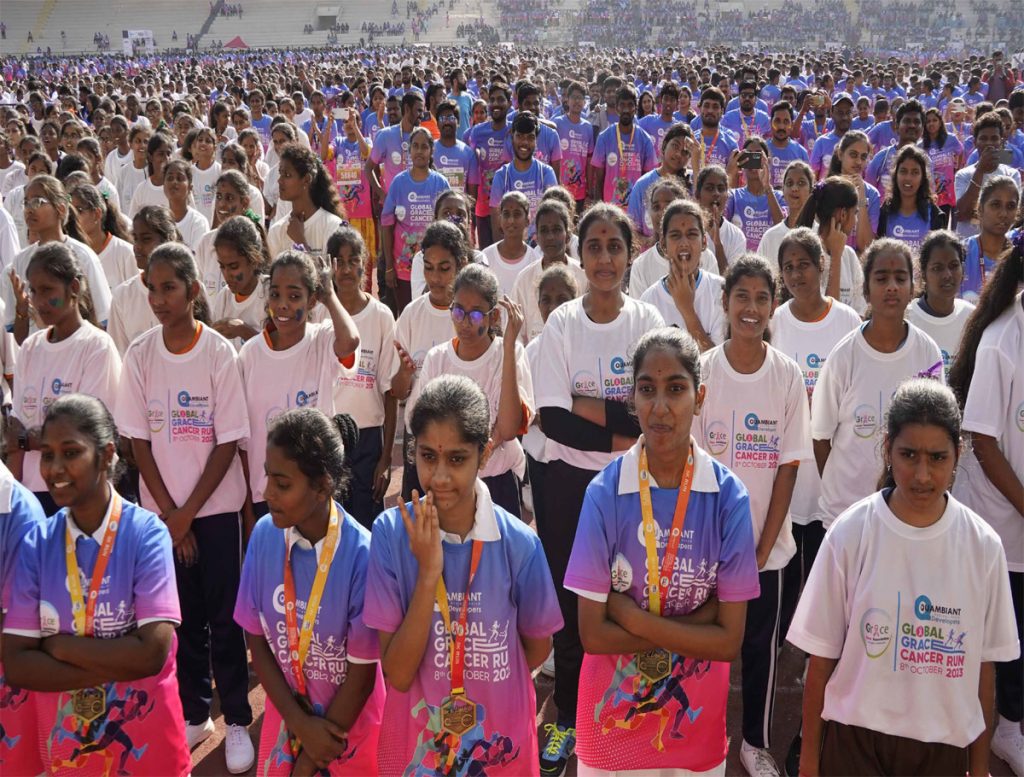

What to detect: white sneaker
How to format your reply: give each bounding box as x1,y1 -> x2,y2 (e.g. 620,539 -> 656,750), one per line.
225,724 -> 255,774
185,717 -> 215,750
992,719 -> 1024,777
541,650 -> 555,678
740,740 -> 781,777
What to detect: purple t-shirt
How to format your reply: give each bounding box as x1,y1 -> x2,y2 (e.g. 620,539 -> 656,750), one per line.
553,115 -> 595,200
564,443 -> 759,772
867,120 -> 897,151
725,187 -> 784,251
799,118 -> 833,151
884,208 -> 931,256
924,135 -> 964,208
433,139 -> 479,194
234,509 -> 384,775
2,500 -> 191,777
503,124 -> 563,168
381,170 -> 451,280
592,124 -> 658,207
810,132 -> 844,179
721,109 -> 771,144
468,122 -> 511,218
767,139 -> 810,188
329,137 -> 372,220
489,159 -> 558,237
693,126 -> 739,170
637,115 -> 680,161
363,486 -> 563,777
370,124 -> 414,192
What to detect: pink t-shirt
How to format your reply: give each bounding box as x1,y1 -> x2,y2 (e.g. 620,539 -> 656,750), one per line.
234,508 -> 384,775
2,500 -> 190,776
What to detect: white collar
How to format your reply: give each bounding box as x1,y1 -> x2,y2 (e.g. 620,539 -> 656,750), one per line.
440,479 -> 502,544
285,504 -> 343,562
67,491 -> 117,542
617,438 -> 720,495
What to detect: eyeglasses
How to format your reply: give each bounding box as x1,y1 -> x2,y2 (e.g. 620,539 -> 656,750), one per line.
24,197 -> 53,211
438,114 -> 458,123
450,303 -> 493,327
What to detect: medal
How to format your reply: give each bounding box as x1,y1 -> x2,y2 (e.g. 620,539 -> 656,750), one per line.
440,693 -> 478,736
635,439 -> 695,678
636,648 -> 672,683
71,687 -> 106,724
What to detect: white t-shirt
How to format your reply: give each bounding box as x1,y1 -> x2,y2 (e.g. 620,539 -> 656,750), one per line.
394,292 -> 456,378
117,163 -> 148,208
0,166 -> 27,199
639,270 -> 726,346
410,336 -> 533,479
247,183 -> 266,223
955,293 -> 1024,572
787,491 -> 1019,747
1,238 -> 113,330
104,147 -> 132,183
13,324 -> 121,491
116,324 -> 249,518
628,243 -> 718,298
697,344 -> 813,570
193,229 -> 224,299
826,245 -> 867,315
904,297 -> 975,381
108,275 -> 159,355
510,258 -> 587,344
267,207 -> 345,260
811,322 -> 944,526
534,295 -> 665,471
239,323 -> 350,502
0,203 -> 20,273
97,235 -> 138,290
771,298 -> 863,524
127,177 -> 168,218
711,218 -> 747,271
522,337 -> 549,463
756,219 -> 792,265
209,278 -> 270,351
191,162 -> 222,223
410,248 -> 487,298
481,242 -> 541,297
176,208 -> 210,253
0,162 -> 26,198
6,185 -> 27,248
332,297 -> 398,429
96,176 -> 121,213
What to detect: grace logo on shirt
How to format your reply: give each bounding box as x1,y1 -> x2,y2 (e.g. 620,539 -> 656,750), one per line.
1015,401 -> 1024,432
853,403 -> 879,438
606,152 -> 618,166
572,369 -> 599,396
705,420 -> 729,456
610,553 -> 633,592
40,600 -> 60,637
860,607 -> 893,659
20,390 -> 39,420
147,400 -> 166,433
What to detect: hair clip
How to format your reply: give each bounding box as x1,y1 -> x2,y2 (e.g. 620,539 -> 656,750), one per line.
242,208 -> 261,226
813,180 -> 827,194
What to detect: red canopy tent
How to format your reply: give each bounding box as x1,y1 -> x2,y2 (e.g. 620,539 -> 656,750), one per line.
223,36 -> 249,49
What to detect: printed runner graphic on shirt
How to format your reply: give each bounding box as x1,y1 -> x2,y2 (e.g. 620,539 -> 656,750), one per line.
859,591 -> 967,680
0,680 -> 29,756
48,686 -> 155,774
404,591 -> 519,776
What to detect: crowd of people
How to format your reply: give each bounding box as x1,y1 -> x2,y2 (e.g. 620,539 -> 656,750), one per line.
0,36 -> 1022,777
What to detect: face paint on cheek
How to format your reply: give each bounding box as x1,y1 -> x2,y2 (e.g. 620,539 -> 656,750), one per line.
295,308 -> 304,322
477,326 -> 486,337
235,273 -> 245,283
49,298 -> 62,308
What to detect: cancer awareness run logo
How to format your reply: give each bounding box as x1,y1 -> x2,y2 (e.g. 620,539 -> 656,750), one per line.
266,589 -> 349,686
705,411 -> 780,469
171,390 -> 215,443
573,355 -> 633,400
865,592 -> 968,678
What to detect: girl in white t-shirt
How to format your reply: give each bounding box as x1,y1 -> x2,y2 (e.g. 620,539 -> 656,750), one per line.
195,170 -> 256,298
266,145 -> 346,260
511,199 -> 586,343
69,181 -> 136,290
905,231 -> 975,380
811,238 -> 945,531
639,198 -> 726,351
696,254 -> 813,774
183,127 -> 222,224
116,125 -> 152,209
789,379 -> 1018,777
220,143 -> 266,224
482,191 -> 540,296
695,165 -> 747,275
756,160 -> 813,265
794,175 -> 867,314
532,203 -> 665,768
108,206 -> 180,354
949,237 -> 1024,765
115,242 -> 255,754
627,176 -> 700,297
264,123 -> 297,223
328,226 -> 399,528
238,250 -> 360,524
209,215 -> 269,350
163,160 -> 209,253
408,264 -> 533,517
127,132 -> 171,218
391,221 -> 472,502
6,242 -> 121,514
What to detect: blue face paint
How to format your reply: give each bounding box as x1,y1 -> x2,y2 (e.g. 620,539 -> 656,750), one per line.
295,308 -> 304,322
49,298 -> 62,308
235,273 -> 245,283
477,326 -> 486,337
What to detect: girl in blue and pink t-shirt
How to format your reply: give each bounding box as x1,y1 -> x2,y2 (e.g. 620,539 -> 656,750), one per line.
234,408 -> 384,775
364,374 -> 563,776
1,394 -> 191,776
565,327 -> 760,775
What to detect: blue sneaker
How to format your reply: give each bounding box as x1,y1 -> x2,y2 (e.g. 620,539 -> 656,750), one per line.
539,721 -> 576,777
